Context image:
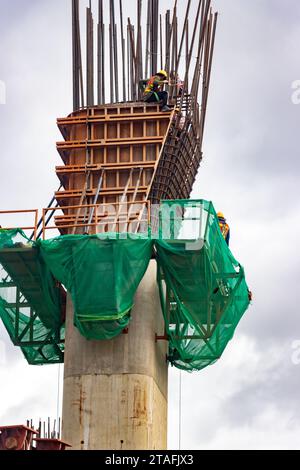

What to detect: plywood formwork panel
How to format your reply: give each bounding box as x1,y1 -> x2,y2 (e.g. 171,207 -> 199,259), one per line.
55,103 -> 173,234
55,102 -> 202,235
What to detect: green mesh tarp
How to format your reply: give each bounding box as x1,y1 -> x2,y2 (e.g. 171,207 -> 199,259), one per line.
0,297 -> 64,365
37,234 -> 153,340
0,229 -> 62,330
0,229 -> 64,365
156,200 -> 250,371
0,200 -> 250,370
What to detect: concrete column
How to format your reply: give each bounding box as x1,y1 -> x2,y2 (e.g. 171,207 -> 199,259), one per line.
62,260 -> 168,450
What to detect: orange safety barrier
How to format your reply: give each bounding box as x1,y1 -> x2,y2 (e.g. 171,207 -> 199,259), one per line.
0,209 -> 39,240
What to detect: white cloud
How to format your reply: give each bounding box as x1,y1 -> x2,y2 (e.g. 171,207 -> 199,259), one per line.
169,335 -> 300,450
0,356 -> 63,426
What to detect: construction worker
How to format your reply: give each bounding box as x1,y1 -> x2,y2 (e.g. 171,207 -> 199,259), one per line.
141,70 -> 171,111
217,212 -> 230,246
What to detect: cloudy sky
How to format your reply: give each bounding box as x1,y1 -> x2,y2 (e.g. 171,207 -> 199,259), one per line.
0,0 -> 300,450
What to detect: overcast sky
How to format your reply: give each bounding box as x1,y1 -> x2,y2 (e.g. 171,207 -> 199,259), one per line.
0,0 -> 300,450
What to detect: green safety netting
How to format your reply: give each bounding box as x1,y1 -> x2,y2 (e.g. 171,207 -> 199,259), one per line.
0,229 -> 62,331
0,200 -> 250,371
37,234 -> 153,340
0,229 -> 64,365
0,297 -> 64,365
156,200 -> 250,371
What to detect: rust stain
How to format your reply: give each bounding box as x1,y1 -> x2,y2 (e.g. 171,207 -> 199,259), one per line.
71,383 -> 87,427
132,383 -> 148,424
79,387 -> 86,426
121,389 -> 126,405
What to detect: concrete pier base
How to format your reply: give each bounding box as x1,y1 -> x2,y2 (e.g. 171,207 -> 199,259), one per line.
62,260 -> 168,450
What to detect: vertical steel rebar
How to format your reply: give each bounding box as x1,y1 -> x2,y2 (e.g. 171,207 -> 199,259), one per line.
159,14 -> 163,70
136,0 -> 143,98
86,6 -> 94,107
111,0 -> 119,103
145,0 -> 150,78
199,12 -> 218,144
109,22 -> 114,103
97,0 -> 103,104
119,0 -> 126,101
70,0 -> 217,116
127,24 -> 131,100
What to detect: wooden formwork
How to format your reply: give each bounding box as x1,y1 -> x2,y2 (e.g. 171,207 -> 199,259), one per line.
55,102 -> 173,234
55,101 -> 202,235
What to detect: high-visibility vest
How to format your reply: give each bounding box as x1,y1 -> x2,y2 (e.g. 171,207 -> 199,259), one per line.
144,75 -> 164,96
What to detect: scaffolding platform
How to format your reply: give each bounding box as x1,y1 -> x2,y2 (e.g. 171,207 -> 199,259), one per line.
0,230 -> 65,365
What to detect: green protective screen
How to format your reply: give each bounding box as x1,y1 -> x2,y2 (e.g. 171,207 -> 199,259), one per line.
0,200 -> 250,371
0,229 -> 64,365
156,200 -> 250,371
37,234 -> 153,340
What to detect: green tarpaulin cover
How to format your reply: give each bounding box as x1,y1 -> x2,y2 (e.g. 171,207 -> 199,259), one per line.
37,234 -> 152,340
0,201 -> 250,371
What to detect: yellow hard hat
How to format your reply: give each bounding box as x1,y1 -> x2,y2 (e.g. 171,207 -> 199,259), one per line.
217,212 -> 225,219
158,70 -> 168,79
